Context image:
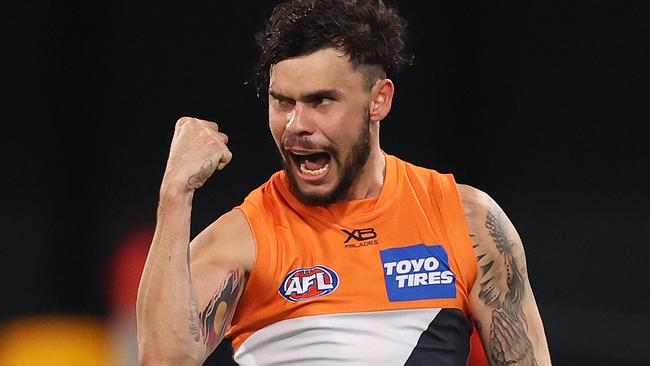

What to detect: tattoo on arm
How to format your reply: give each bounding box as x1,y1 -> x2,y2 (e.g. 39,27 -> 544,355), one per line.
188,292 -> 201,342
188,270 -> 245,354
187,160 -> 214,190
476,204 -> 537,366
187,249 -> 201,342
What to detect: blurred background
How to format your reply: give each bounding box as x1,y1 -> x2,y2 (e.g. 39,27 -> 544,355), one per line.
2,0 -> 648,365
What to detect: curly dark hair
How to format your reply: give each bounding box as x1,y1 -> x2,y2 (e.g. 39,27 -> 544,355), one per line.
255,0 -> 411,96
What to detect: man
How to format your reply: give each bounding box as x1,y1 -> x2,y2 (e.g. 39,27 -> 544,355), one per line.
137,0 -> 551,365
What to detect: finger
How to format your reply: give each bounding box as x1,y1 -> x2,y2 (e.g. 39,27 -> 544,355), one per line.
204,133 -> 224,147
202,121 -> 220,133
173,117 -> 189,139
216,150 -> 233,171
217,132 -> 229,144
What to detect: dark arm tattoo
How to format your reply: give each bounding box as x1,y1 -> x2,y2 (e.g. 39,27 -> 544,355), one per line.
483,209 -> 526,319
475,204 -> 537,366
197,270 -> 245,353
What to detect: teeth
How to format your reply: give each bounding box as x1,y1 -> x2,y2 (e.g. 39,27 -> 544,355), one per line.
300,162 -> 329,176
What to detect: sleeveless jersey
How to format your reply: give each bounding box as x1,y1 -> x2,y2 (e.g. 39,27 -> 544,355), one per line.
226,154 -> 487,366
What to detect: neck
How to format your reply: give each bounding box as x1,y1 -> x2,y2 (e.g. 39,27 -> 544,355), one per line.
344,146 -> 386,201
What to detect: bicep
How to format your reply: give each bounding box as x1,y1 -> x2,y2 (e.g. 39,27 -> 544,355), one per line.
459,185 -> 551,365
188,208 -> 254,359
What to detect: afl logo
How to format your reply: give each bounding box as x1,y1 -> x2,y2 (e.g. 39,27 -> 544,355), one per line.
278,265 -> 339,302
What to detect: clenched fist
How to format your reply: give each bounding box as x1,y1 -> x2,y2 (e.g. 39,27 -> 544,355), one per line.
161,117 -> 232,193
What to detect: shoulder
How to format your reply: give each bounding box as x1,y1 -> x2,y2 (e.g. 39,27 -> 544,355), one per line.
189,208 -> 255,272
456,183 -> 523,251
457,183 -> 492,220
240,170 -> 287,209
457,184 -> 531,306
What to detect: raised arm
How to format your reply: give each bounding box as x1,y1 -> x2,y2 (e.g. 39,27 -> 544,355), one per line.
458,184 -> 551,366
136,117 -> 254,365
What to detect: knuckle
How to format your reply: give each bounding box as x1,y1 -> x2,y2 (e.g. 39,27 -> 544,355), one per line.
224,150 -> 233,161
204,134 -> 219,144
206,121 -> 219,130
176,116 -> 191,126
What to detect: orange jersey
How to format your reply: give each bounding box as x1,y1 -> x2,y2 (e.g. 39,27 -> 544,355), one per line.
226,154 -> 488,365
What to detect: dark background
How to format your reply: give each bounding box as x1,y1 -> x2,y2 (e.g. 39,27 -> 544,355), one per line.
3,0 -> 648,365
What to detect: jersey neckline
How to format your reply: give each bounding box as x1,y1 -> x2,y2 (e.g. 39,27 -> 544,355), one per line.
273,152 -> 403,224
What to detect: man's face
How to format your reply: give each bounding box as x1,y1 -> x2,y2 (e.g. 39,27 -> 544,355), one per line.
268,48 -> 373,206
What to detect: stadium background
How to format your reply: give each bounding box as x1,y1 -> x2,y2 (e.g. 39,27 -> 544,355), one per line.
2,1 -> 648,364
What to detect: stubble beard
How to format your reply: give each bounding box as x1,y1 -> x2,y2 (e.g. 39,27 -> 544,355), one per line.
280,113 -> 372,207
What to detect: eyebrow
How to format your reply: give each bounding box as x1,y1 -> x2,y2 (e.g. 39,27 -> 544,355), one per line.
268,88 -> 343,103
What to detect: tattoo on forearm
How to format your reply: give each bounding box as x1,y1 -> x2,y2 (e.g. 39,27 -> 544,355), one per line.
193,270 -> 244,353
188,292 -> 201,342
187,250 -> 201,342
475,204 -> 536,366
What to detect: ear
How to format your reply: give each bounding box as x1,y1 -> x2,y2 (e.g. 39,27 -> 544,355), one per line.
369,79 -> 395,123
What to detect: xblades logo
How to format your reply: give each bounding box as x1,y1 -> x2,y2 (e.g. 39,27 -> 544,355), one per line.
342,228 -> 377,243
342,228 -> 378,248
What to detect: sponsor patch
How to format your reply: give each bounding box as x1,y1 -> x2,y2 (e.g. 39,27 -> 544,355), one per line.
380,244 -> 456,301
278,265 -> 339,302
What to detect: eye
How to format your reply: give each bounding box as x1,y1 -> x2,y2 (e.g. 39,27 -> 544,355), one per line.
270,94 -> 294,109
309,96 -> 334,107
320,97 -> 334,106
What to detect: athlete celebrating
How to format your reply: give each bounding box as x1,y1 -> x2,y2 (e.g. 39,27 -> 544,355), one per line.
136,1 -> 551,365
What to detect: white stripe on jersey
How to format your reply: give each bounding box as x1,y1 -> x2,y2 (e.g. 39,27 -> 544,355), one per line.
234,308 -> 442,366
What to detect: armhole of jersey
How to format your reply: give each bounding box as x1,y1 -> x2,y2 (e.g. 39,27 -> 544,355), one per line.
239,200 -> 268,299
228,198 -> 272,350
437,174 -> 478,307
436,175 -> 491,366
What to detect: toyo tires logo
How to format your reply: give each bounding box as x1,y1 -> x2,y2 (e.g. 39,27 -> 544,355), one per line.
380,244 -> 456,302
278,265 -> 339,302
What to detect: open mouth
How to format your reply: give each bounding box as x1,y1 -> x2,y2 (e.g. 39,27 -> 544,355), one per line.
289,151 -> 332,179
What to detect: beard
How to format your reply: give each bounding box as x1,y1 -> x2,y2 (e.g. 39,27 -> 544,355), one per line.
279,111 -> 372,207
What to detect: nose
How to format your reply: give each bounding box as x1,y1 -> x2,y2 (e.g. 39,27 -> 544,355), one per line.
285,103 -> 314,136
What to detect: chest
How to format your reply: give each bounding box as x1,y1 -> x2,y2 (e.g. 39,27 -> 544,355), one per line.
268,202 -> 464,312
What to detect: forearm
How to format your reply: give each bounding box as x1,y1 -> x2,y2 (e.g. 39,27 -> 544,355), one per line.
136,117 -> 236,364
137,189 -> 203,365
